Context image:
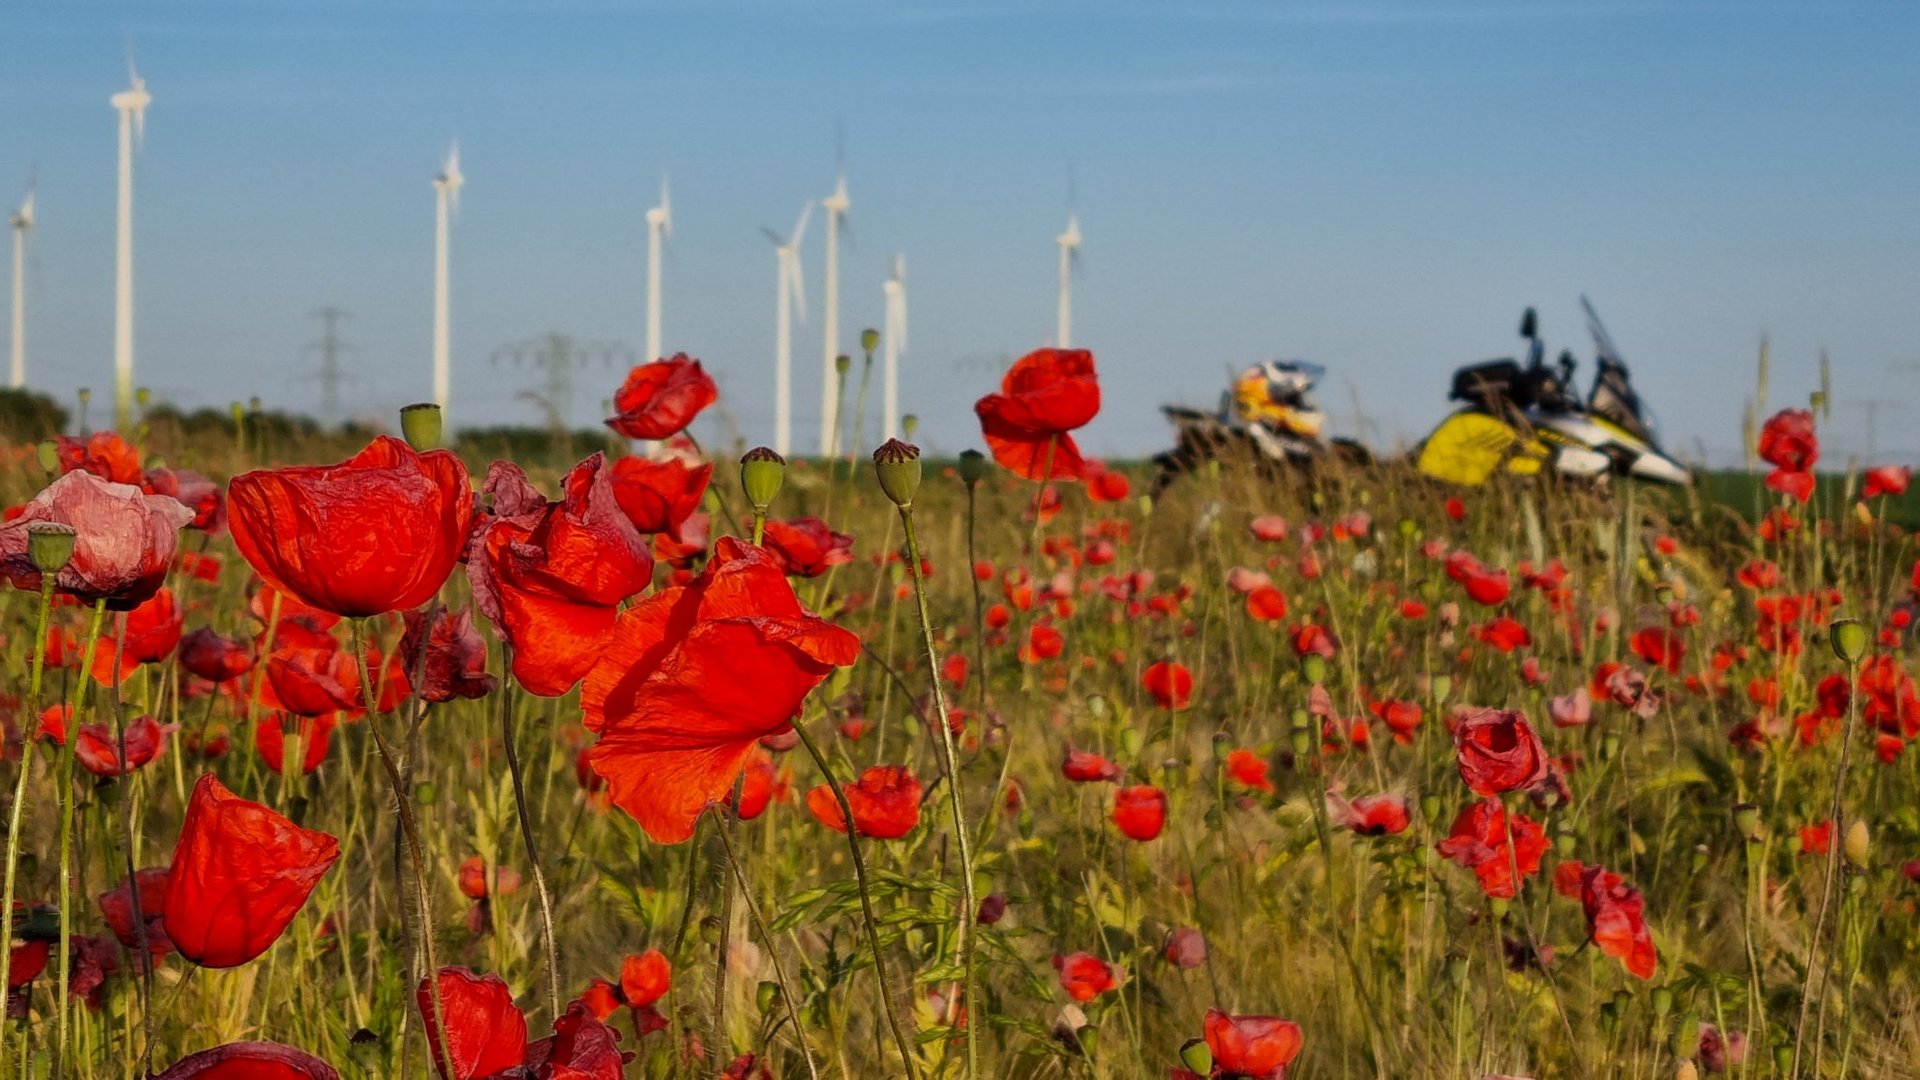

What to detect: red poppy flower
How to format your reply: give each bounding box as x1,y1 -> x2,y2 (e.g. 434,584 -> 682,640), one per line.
1758,408 -> 1818,471
54,431 -> 144,484
1369,699 -> 1422,744
606,455 -> 712,534
162,774 -> 341,968
93,587 -> 184,685
143,467 -> 224,533
1083,460 -> 1131,502
1224,749 -> 1273,793
1330,793 -> 1411,836
1052,951 -> 1119,1002
255,715 -> 334,776
605,355 -> 718,440
1452,707 -> 1550,797
973,348 -> 1101,481
581,538 -> 860,844
733,748 -> 789,820
1249,515 -> 1288,542
1579,864 -> 1657,979
264,637 -> 360,718
1246,586 -> 1288,622
179,627 -> 254,684
620,948 -> 671,1009
419,967 -> 528,1080
75,714 -> 176,777
1291,624 -> 1336,659
98,866 -> 171,958
1799,820 -> 1832,855
1163,927 -> 1207,968
228,436 -> 472,618
1548,689 -> 1592,728
1435,799 -> 1548,898
1864,465 -> 1910,500
1471,616 -> 1531,652
149,1042 -> 342,1080
1061,746 -> 1124,783
1112,785 -> 1168,841
1629,627 -> 1685,674
1143,661 -> 1194,710
402,605 -> 498,703
1445,551 -> 1511,606
0,470 -> 193,609
1021,624 -> 1065,663
525,1002 -> 629,1079
805,765 -> 923,839
469,457 -> 654,697
1204,1008 -> 1304,1078
760,517 -> 856,578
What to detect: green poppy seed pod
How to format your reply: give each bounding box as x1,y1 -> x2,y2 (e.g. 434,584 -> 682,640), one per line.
756,981 -> 779,1014
35,440 -> 58,474
1076,1026 -> 1099,1059
1086,694 -> 1110,719
872,438 -> 923,508
958,449 -> 990,485
1845,819 -> 1870,866
1612,989 -> 1633,1014
1487,896 -> 1509,921
135,386 -> 151,409
739,447 -> 787,512
1732,803 -> 1760,842
1420,794 -> 1443,824
860,328 -> 880,354
77,387 -> 91,404
414,781 -> 438,805
1398,518 -> 1417,537
1430,675 -> 1452,701
1830,618 -> 1868,665
1773,1045 -> 1793,1075
1445,954 -> 1469,985
1650,986 -> 1673,1017
1670,1013 -> 1699,1058
835,354 -> 851,377
348,1028 -> 384,1074
1289,727 -> 1311,759
1302,654 -> 1327,685
902,414 -> 919,438
1120,726 -> 1144,757
700,914 -> 724,945
401,403 -> 444,450
1178,1039 -> 1212,1075
1602,733 -> 1622,760
1554,826 -> 1577,858
27,523 -> 77,575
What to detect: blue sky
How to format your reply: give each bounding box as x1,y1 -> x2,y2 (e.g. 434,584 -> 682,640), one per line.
3,1 -> 1916,463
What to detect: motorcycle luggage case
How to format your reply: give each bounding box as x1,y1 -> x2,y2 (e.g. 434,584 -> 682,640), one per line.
1450,360 -> 1522,408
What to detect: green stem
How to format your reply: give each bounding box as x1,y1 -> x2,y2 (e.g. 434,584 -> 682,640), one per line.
711,816 -> 820,1080
56,598 -> 109,1076
897,505 -> 979,1080
0,579 -> 56,1027
498,656 -> 562,1019
1794,653 -> 1863,1077
791,721 -> 922,1080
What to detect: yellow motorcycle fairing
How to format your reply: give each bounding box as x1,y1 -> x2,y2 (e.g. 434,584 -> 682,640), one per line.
1415,411 -> 1549,486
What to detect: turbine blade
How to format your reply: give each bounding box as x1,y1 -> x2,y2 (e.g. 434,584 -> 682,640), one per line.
790,201 -> 813,250
760,226 -> 783,247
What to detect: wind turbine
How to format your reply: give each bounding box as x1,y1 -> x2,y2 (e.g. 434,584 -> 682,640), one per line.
817,173 -> 850,456
431,141 -> 463,412
645,175 -> 670,362
8,186 -> 31,389
882,255 -> 907,440
763,202 -> 812,457
110,63 -> 151,428
1055,212 -> 1081,349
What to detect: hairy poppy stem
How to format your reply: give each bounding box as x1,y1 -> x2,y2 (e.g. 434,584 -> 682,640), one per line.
1793,652 -> 1863,1078
710,813 -> 821,1080
710,782 -> 742,1066
55,598 -> 108,1076
791,721 -> 923,1080
896,506 -> 979,1080
498,657 -> 562,1019
351,620 -> 456,1080
964,480 -> 987,722
0,577 -> 56,1017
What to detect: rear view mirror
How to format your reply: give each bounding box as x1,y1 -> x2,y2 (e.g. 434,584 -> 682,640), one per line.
1519,307 -> 1538,340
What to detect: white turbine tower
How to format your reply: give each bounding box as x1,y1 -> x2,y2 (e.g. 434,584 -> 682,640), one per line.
110,65 -> 151,429
8,187 -> 31,389
817,174 -> 850,456
764,202 -> 812,457
431,142 -> 463,412
882,254 -> 907,440
645,175 -> 670,362
1055,212 -> 1081,349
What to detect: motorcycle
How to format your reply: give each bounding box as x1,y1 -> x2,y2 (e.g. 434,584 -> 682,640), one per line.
1151,360 -> 1371,494
1415,299 -> 1689,487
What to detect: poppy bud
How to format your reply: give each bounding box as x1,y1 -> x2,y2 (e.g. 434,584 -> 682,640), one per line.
1119,726 -> 1143,757
27,522 -> 77,574
902,414 -> 918,438
756,981 -> 779,1014
1598,1000 -> 1619,1030
415,782 -> 438,805
1445,954 -> 1469,985
1302,654 -> 1327,685
860,328 -> 880,354
739,447 -> 787,512
835,354 -> 851,377
1178,1039 -> 1212,1075
1732,803 -> 1760,842
872,439 -> 923,508
1076,1026 -> 1099,1058
1602,733 -> 1622,760
958,449 -> 989,485
1829,618 -> 1868,664
1430,675 -> 1452,701
1773,1045 -> 1794,1075
1845,819 -> 1870,866
1420,794 -> 1443,824
1487,897 -> 1508,920
401,402 -> 444,451
136,386 -> 151,409
1671,1013 -> 1699,1058
36,440 -> 59,473
78,387 -> 92,405
700,915 -> 723,944
1651,987 -> 1673,1016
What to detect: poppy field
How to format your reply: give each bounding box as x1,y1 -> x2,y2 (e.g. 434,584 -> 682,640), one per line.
3,350 -> 1920,1080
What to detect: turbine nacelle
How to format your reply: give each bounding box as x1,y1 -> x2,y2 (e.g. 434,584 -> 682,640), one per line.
646,177 -> 672,234
9,191 -> 32,231
434,142 -> 464,214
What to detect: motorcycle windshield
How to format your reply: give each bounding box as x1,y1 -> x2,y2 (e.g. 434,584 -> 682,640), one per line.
1588,360 -> 1658,446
